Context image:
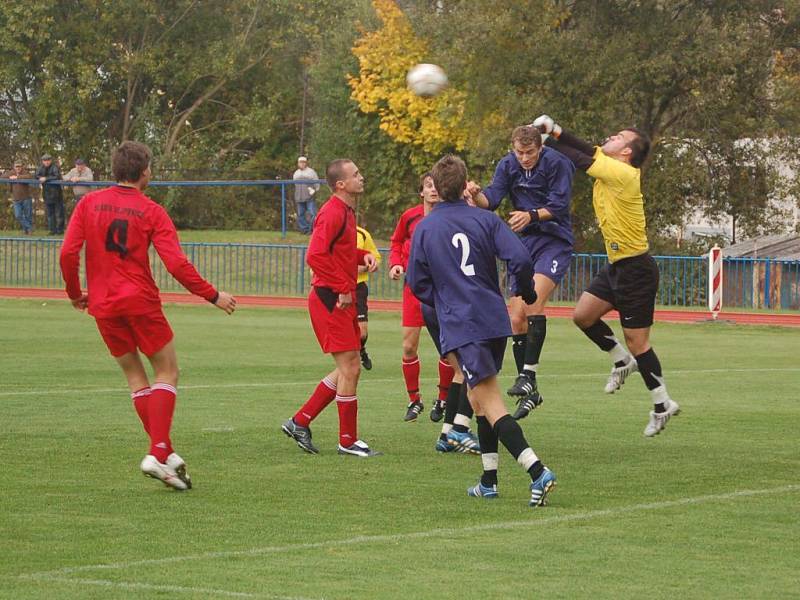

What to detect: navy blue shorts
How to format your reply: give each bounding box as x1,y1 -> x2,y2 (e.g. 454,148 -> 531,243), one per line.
455,338 -> 507,388
421,303 -> 444,356
510,235 -> 573,292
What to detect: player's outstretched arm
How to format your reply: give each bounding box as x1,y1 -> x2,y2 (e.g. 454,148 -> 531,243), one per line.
533,114 -> 595,171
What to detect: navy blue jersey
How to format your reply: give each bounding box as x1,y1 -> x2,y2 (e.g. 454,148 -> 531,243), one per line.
407,200 -> 533,354
481,146 -> 575,245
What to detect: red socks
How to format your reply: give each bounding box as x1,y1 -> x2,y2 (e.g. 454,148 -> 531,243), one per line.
148,383 -> 176,463
437,358 -> 455,401
336,394 -> 358,447
131,387 -> 151,434
402,356 -> 421,402
294,377 -> 337,428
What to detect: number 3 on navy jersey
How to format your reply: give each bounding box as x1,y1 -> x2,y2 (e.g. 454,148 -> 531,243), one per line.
451,233 -> 475,277
105,219 -> 129,258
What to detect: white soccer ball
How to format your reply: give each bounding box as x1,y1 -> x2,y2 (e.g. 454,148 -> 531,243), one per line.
406,63 -> 448,97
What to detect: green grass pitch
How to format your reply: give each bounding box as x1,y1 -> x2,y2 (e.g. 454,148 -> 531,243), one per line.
1,298 -> 798,599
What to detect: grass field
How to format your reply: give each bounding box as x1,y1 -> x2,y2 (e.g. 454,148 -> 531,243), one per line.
1,298 -> 798,599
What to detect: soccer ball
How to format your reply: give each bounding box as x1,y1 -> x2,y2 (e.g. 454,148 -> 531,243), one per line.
406,63 -> 448,97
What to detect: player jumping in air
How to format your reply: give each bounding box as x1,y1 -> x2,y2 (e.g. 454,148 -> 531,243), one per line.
467,125 -> 575,420
59,141 -> 237,491
356,224 -> 381,370
282,159 -> 381,457
408,154 -> 556,506
389,173 -> 455,423
534,115 -> 680,436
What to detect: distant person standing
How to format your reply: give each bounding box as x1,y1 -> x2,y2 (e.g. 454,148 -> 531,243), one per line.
293,156 -> 320,234
3,161 -> 34,234
36,154 -> 65,235
64,158 -> 94,204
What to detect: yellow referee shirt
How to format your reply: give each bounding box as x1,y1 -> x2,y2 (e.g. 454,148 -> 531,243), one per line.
586,147 -> 649,263
356,225 -> 381,284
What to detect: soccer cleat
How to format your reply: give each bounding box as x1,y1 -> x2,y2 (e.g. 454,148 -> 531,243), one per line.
166,452 -> 192,490
338,439 -> 382,457
467,481 -> 499,499
643,398 -> 681,437
360,350 -> 373,370
507,372 -> 537,398
529,467 -> 556,507
604,357 -> 638,394
435,436 -> 455,453
140,454 -> 188,491
512,390 -> 544,420
446,429 -> 481,455
403,401 -> 424,422
429,400 -> 445,422
281,418 -> 319,454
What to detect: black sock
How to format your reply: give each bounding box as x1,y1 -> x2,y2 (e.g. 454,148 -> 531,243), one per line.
523,315 -> 546,372
442,381 -> 462,426
493,414 -> 532,463
511,334 -> 526,373
580,321 -> 618,352
477,416 -> 498,487
636,348 -> 666,412
528,460 -> 544,481
452,385 -> 472,433
360,334 -> 367,352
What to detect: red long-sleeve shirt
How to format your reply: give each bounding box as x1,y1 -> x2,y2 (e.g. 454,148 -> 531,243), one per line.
59,185 -> 218,318
389,204 -> 425,269
307,194 -> 367,294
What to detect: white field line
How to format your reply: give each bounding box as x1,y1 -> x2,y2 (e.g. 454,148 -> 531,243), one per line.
25,484 -> 799,580
17,574 -> 320,600
2,367 -> 799,398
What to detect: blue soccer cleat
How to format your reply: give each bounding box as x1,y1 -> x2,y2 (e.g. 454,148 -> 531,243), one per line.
467,481 -> 498,499
446,429 -> 481,454
529,467 -> 556,507
435,436 -> 454,453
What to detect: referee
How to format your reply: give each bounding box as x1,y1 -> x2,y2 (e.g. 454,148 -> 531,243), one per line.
533,115 -> 680,437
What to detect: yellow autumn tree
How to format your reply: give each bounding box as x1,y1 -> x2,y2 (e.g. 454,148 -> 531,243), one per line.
348,0 -> 467,168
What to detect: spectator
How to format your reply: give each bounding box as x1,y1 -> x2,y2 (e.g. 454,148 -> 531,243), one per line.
64,158 -> 94,204
292,155 -> 320,234
3,160 -> 34,235
35,153 -> 65,235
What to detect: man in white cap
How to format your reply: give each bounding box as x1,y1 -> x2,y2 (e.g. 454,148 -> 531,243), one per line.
292,156 -> 320,234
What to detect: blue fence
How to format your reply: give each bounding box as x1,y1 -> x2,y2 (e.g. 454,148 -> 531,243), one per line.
0,178 -> 325,237
2,237 -> 798,309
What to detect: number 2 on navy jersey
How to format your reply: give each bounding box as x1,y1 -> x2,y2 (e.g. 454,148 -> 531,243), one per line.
105,219 -> 129,258
451,233 -> 475,277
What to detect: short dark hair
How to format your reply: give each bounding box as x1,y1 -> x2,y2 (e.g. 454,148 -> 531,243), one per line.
431,155 -> 467,202
326,158 -> 353,189
112,141 -> 151,182
511,125 -> 542,148
418,171 -> 433,193
623,128 -> 650,168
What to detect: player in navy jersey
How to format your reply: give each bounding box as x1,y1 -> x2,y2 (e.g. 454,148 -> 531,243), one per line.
468,125 -> 575,420
60,141 -> 237,491
407,154 -> 556,507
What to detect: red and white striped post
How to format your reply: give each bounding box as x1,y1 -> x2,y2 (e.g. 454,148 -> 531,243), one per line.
708,244 -> 723,319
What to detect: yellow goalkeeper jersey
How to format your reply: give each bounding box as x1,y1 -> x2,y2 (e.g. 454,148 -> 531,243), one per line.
356,225 -> 380,284
586,147 -> 649,263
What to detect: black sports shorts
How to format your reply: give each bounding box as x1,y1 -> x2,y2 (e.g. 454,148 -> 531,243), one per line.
356,282 -> 369,322
585,253 -> 659,328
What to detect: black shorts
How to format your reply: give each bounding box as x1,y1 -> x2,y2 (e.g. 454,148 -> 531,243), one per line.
586,253 -> 659,328
356,282 -> 369,322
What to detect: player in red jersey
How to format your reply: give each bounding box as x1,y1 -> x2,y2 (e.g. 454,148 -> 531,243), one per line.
59,141 -> 236,491
282,158 -> 381,457
389,173 -> 455,423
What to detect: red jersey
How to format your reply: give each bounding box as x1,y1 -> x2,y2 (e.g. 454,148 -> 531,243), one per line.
307,194 -> 367,294
389,204 -> 425,269
60,185 -> 218,318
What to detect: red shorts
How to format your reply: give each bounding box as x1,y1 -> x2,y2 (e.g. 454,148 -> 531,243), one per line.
95,308 -> 174,357
309,288 -> 361,354
402,284 -> 425,328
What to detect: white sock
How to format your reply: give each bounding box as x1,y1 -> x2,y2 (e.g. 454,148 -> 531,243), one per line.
609,343 -> 629,364
517,447 -> 539,471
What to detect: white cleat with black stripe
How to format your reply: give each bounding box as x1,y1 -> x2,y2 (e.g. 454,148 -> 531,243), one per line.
604,357 -> 638,394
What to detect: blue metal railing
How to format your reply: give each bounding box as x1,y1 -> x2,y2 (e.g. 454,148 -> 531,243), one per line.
0,178 -> 325,238
2,238 -> 798,309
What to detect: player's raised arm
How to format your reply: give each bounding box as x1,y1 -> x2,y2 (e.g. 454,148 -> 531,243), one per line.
533,115 -> 595,171
471,160 -> 511,211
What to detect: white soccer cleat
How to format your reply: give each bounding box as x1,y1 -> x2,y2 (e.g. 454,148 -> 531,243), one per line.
140,454 -> 188,491
604,357 -> 638,394
643,398 -> 681,437
166,452 -> 192,489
